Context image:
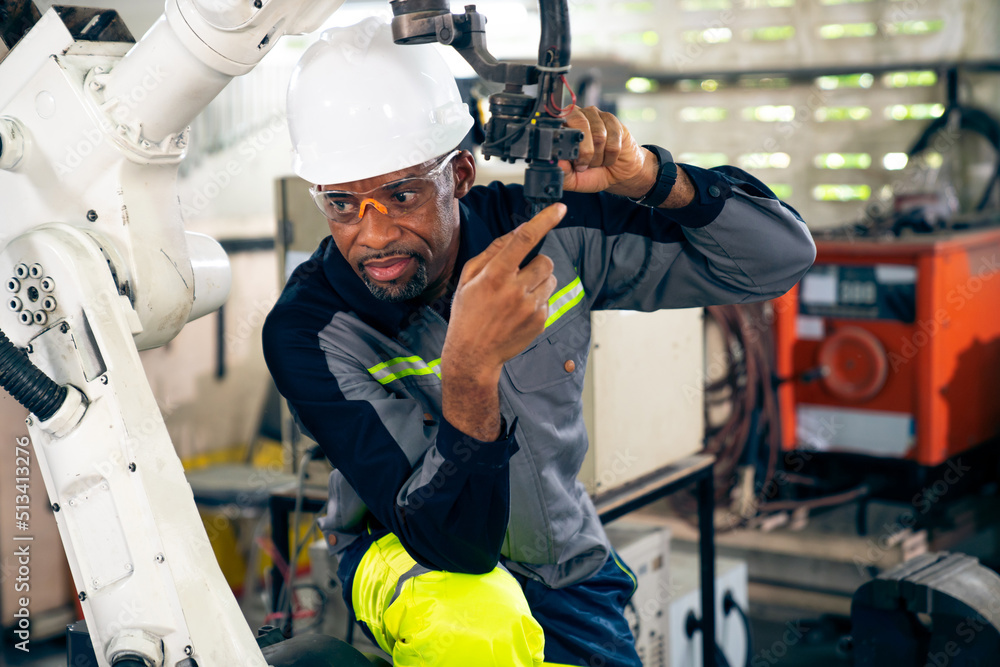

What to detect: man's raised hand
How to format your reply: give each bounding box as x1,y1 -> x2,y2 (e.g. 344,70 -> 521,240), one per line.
444,203 -> 566,380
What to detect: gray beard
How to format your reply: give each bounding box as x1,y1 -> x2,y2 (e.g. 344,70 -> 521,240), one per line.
361,256 -> 429,303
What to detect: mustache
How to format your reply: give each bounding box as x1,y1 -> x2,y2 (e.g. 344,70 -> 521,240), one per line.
356,248 -> 423,271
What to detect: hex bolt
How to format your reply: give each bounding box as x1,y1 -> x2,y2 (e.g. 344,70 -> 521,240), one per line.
40,277 -> 54,292
155,553 -> 164,563
184,646 -> 193,656
41,296 -> 56,312
7,278 -> 19,292
28,264 -> 42,278
14,263 -> 28,279
100,375 -> 109,385
8,297 -> 21,312
128,462 -> 136,472
33,310 -> 47,325
59,322 -> 69,333
253,0 -> 262,7
51,503 -> 60,512
78,591 -> 86,602
86,209 -> 98,222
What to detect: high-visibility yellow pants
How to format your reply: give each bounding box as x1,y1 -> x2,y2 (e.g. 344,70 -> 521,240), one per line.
352,533 -> 572,667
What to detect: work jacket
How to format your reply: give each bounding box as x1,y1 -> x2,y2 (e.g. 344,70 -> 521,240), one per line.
262,162 -> 816,589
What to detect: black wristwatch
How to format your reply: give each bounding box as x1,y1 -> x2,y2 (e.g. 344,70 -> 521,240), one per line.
630,145 -> 677,208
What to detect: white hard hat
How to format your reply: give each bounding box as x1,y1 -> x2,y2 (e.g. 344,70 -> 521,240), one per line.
287,16 -> 473,185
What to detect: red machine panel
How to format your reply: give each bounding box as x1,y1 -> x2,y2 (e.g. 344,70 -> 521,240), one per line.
773,228 -> 1000,466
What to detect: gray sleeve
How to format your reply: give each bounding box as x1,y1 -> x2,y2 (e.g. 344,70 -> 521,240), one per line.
581,179 -> 816,311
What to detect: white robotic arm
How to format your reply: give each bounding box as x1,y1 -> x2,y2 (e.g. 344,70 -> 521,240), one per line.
0,1 -> 344,665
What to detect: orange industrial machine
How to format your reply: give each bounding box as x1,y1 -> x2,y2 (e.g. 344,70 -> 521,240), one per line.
773,227 -> 1000,467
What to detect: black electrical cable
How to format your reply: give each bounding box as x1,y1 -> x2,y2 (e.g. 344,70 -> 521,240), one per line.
537,0 -> 571,69
274,447 -> 329,637
687,609 -> 734,667
907,105 -> 1000,213
0,327 -> 66,421
482,91 -> 544,151
724,590 -> 754,667
843,102 -> 1000,238
715,642 -> 732,667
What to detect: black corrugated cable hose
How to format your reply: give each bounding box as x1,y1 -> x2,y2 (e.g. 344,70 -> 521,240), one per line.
0,327 -> 66,421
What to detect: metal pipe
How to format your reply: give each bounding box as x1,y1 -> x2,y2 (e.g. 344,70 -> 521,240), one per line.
101,15 -> 232,145
698,470 -> 717,667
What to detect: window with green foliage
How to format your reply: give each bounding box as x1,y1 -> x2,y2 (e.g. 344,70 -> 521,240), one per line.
815,106 -> 872,121
815,153 -> 873,169
812,185 -> 871,201
816,73 -> 874,89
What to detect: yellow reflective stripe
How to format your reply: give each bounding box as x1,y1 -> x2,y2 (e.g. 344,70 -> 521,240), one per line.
549,275 -> 580,304
367,355 -> 442,385
611,550 -> 638,597
545,276 -> 585,328
368,355 -> 423,375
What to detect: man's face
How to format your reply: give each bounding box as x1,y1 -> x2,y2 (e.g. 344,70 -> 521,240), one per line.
317,152 -> 476,302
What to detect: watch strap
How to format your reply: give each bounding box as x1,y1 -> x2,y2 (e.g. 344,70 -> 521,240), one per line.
631,144 -> 677,208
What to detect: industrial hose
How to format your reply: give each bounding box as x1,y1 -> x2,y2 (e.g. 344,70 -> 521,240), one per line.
907,104 -> 1000,212
0,327 -> 66,421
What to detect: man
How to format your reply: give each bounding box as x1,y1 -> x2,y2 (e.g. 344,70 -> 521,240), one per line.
264,17 -> 815,667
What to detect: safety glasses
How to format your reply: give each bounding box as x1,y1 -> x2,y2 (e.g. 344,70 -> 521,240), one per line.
310,150 -> 461,224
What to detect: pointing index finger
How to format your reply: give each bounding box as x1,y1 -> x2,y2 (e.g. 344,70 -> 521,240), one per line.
497,203 -> 567,269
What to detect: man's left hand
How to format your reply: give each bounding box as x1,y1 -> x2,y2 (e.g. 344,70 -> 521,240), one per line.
559,106 -> 653,198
